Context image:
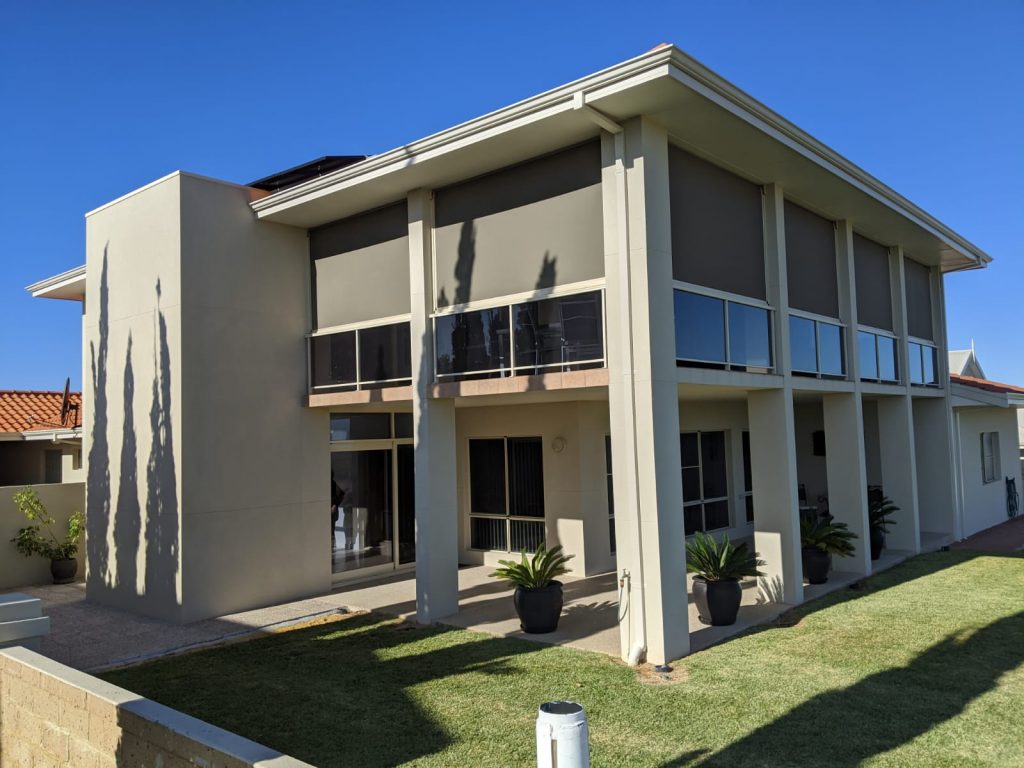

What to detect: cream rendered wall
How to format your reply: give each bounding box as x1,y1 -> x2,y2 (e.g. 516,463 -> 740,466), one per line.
454,401 -> 614,576
861,399 -> 884,487
177,174 -> 327,622
83,173 -> 184,621
956,406 -> 1022,538
60,444 -> 84,483
793,403 -> 828,507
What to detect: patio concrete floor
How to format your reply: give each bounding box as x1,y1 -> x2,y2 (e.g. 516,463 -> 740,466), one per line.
5,552 -> 915,673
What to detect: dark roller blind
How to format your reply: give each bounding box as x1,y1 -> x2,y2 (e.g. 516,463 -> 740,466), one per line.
904,257 -> 934,340
309,202 -> 410,329
669,147 -> 765,300
853,234 -> 893,331
784,201 -> 838,318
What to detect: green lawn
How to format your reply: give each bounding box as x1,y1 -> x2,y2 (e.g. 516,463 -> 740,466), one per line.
102,551 -> 1024,767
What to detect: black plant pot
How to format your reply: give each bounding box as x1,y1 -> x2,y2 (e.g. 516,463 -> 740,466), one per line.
692,578 -> 743,626
870,528 -> 885,561
513,582 -> 564,634
802,548 -> 831,585
51,558 -> 77,585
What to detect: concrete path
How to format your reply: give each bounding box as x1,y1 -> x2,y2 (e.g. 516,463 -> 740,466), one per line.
951,516 -> 1024,552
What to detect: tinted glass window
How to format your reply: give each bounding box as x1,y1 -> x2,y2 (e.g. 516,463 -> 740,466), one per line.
923,345 -> 937,385
394,412 -> 413,438
818,322 -> 844,376
508,437 -> 545,518
312,331 -> 357,388
469,439 -> 506,515
741,431 -> 752,492
789,316 -> 817,372
436,306 -> 511,377
877,336 -> 897,382
330,413 -> 391,441
675,291 -> 725,363
728,303 -> 772,370
700,432 -> 728,499
514,291 -> 603,372
909,343 -> 924,384
704,500 -> 730,531
858,331 -> 878,380
358,322 -> 411,385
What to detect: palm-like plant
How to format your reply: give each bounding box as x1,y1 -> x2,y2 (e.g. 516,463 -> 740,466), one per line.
491,543 -> 573,589
869,496 -> 899,534
800,516 -> 857,557
686,532 -> 765,582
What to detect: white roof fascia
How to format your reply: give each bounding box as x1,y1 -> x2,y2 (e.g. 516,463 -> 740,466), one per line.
26,265 -> 86,300
20,428 -> 83,442
252,44 -> 991,269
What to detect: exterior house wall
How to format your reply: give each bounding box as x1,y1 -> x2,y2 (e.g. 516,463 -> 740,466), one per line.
956,406 -> 1022,538
0,443 -> 50,486
861,399 -> 884,487
793,402 -> 828,508
0,482 -> 85,589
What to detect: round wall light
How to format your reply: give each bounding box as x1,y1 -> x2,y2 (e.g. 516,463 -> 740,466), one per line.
551,436 -> 567,453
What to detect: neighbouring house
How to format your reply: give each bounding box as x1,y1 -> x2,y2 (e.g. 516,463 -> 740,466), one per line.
948,353 -> 1024,538
0,388 -> 83,486
30,45 -> 992,665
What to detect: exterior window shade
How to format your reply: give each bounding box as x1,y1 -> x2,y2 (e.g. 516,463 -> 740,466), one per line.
904,258 -> 934,341
785,201 -> 839,318
669,147 -> 765,301
433,142 -> 604,308
310,203 -> 411,330
853,234 -> 893,331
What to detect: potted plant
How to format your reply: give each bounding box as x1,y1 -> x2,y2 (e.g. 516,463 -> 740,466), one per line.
10,487 -> 84,585
687,532 -> 764,626
869,496 -> 899,560
800,516 -> 857,585
491,543 -> 573,634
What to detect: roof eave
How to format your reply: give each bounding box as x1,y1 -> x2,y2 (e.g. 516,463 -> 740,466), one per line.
26,265 -> 87,301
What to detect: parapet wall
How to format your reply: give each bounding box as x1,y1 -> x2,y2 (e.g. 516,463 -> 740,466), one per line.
0,646 -> 311,767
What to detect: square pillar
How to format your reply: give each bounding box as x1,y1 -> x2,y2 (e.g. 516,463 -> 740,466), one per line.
876,395 -> 921,552
603,119 -> 688,665
408,189 -> 459,623
913,396 -> 957,539
822,392 -> 871,575
747,388 -> 803,604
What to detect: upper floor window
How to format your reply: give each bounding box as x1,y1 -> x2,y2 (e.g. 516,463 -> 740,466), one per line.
789,313 -> 845,378
311,321 -> 412,392
674,287 -> 772,372
908,341 -> 939,387
435,290 -> 604,382
858,329 -> 899,383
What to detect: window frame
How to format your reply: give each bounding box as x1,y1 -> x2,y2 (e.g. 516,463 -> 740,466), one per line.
681,430 -> 732,536
673,282 -> 775,373
467,436 -> 547,553
908,338 -> 940,387
788,308 -> 846,379
981,431 -> 1000,484
857,325 -> 901,384
309,318 -> 413,393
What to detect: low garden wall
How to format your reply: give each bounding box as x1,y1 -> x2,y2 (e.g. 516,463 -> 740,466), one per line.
0,645 -> 312,767
0,483 -> 84,590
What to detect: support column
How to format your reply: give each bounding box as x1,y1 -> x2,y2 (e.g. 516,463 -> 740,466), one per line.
603,118 -> 688,665
747,389 -> 803,604
876,395 -> 921,552
822,393 -> 871,575
408,189 -> 459,623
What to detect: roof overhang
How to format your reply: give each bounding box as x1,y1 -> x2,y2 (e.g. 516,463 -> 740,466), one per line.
27,265 -> 86,301
952,382 -> 1024,409
251,45 -> 991,274
21,428 -> 83,442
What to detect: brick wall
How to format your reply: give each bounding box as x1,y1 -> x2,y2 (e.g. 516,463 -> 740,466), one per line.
0,646 -> 312,767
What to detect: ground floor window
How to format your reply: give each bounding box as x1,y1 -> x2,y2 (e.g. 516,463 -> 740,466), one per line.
741,430 -> 754,523
681,431 -> 729,535
981,431 -> 1000,484
469,436 -> 545,552
605,435 -> 615,553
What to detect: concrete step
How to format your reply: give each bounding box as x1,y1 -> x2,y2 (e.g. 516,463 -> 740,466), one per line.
0,593 -> 43,622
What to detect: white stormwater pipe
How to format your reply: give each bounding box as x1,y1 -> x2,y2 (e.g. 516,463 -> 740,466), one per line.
536,701 -> 590,768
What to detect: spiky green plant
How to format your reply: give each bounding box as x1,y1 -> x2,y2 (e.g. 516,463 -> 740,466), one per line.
686,532 -> 765,582
869,496 -> 899,534
800,516 -> 857,557
10,487 -> 84,561
490,543 -> 573,589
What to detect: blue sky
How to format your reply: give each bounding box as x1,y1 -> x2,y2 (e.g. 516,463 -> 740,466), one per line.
1,1 -> 1021,390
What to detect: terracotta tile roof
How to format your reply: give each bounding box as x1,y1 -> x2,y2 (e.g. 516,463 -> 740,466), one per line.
950,373 -> 1024,396
0,390 -> 83,434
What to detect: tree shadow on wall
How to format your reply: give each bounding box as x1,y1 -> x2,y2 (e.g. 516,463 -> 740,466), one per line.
86,247 -> 112,591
